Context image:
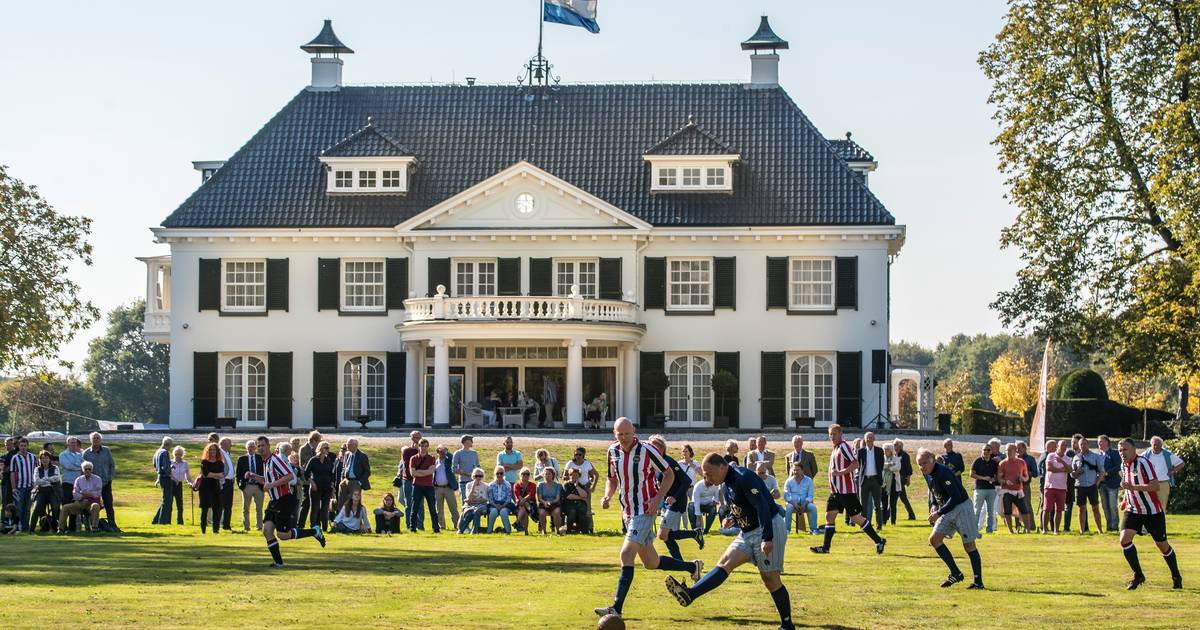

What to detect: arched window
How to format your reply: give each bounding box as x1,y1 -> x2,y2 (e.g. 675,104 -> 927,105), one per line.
667,354 -> 712,424
790,354 -> 834,423
222,354 -> 267,424
343,355 -> 386,423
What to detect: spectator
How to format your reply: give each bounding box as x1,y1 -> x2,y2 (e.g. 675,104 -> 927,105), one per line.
893,438 -> 917,520
939,439 -> 965,477
407,438 -> 439,533
513,468 -> 538,534
335,438 -> 371,513
58,461 -> 103,534
151,436 -> 174,525
1016,441 -> 1038,532
691,477 -> 720,534
1036,440 -> 1055,532
31,450 -> 61,532
883,443 -> 902,526
1,504 -> 17,535
297,431 -> 322,528
168,446 -> 191,526
997,443 -> 1030,534
678,445 -> 702,484
433,444 -> 459,532
58,437 -> 84,532
458,468 -> 489,534
784,435 -> 818,480
755,461 -> 781,500
1043,440 -> 1070,534
744,435 -> 776,476
986,437 -> 1004,525
585,392 -> 608,428
1098,434 -> 1122,532
8,437 -> 37,532
1061,434 -> 1082,532
82,432 -> 119,532
1072,437 -> 1106,533
374,493 -> 402,534
303,441 -> 337,532
783,460 -> 818,535
536,466 -> 564,535
486,466 -> 515,534
723,439 -> 739,465
197,442 -> 225,535
970,444 -> 998,535
497,436 -> 524,483
288,451 -> 305,525
1142,436 -> 1184,512
399,431 -> 422,530
564,446 -> 599,520
218,437 -> 236,532
236,440 -> 265,532
533,448 -> 560,480
299,431 -> 322,468
1,436 -> 14,508
452,434 -> 480,504
562,467 -> 591,533
332,489 -> 371,534
858,432 -> 885,528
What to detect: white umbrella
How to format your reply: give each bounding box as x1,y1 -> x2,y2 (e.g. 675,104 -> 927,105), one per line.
24,430 -> 67,440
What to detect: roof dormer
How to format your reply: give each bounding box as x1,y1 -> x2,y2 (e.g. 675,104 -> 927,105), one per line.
828,131 -> 877,185
318,117 -> 416,195
643,116 -> 739,194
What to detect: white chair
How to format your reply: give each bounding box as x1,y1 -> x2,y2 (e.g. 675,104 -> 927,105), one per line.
462,401 -> 484,428
522,400 -> 541,429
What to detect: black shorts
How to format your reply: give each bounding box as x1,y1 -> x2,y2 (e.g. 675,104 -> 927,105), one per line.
1002,493 -> 1029,515
1121,511 -> 1167,542
1075,485 -> 1099,506
827,493 -> 863,518
265,494 -> 298,531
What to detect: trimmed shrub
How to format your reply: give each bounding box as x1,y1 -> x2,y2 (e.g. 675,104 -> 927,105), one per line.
1022,398 -> 1174,438
1050,368 -> 1109,400
1165,435 -> 1200,513
960,408 -> 1027,436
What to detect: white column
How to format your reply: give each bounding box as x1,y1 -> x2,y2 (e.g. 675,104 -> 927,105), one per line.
623,343 -> 639,422
433,338 -> 450,427
404,342 -> 421,426
565,338 -> 584,426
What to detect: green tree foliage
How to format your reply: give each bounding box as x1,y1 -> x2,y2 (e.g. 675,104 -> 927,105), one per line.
0,371 -> 98,434
1165,434 -> 1200,512
896,378 -> 918,428
1051,368 -> 1110,400
82,300 -> 169,423
0,164 -> 98,370
888,340 -> 935,367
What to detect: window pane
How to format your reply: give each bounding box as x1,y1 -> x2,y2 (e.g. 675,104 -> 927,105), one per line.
343,356 -> 363,422
381,170 -> 402,188
365,357 -> 385,421
456,262 -> 474,296
668,357 -> 689,422
344,260 -> 385,309
790,259 -> 834,309
556,261 -> 574,296
658,168 -> 677,186
335,171 -> 353,188
682,167 -> 701,186
245,357 -> 266,422
706,167 -> 725,186
224,260 -> 266,309
358,170 -> 377,188
668,259 -> 711,308
223,357 -> 244,420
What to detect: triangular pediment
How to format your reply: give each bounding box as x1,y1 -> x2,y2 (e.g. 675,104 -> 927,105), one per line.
395,161 -> 652,231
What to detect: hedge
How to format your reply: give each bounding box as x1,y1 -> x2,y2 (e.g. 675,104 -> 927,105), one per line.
1021,398 -> 1174,439
960,408 -> 1027,436
1050,368 -> 1108,400
1165,435 -> 1200,513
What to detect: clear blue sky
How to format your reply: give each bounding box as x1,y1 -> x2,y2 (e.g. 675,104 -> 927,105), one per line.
0,0 -> 1015,370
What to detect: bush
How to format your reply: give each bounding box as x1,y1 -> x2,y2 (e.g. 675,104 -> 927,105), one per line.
1050,368 -> 1108,400
960,408 -> 1027,435
1022,398 -> 1174,438
1165,435 -> 1200,513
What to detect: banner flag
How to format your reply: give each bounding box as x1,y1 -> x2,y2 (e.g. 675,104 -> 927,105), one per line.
544,0 -> 600,33
1029,340 -> 1051,453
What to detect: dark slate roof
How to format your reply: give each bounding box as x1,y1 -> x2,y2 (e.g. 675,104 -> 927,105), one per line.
644,118 -> 738,156
322,119 -> 412,157
162,83 -> 894,228
828,135 -> 874,163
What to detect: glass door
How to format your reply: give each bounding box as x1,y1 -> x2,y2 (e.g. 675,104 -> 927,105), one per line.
424,366 -> 464,427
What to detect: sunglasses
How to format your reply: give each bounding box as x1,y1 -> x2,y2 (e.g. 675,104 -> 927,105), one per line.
473,474 -> 484,478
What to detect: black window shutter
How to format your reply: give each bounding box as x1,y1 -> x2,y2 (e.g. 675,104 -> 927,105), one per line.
714,351 -> 740,427
317,258 -> 340,311
312,352 -> 338,428
266,259 -> 289,311
760,351 -> 786,427
713,257 -> 737,310
766,257 -> 788,310
427,258 -> 451,297
193,352 -> 218,426
644,257 -> 666,310
386,258 -> 409,310
529,258 -> 552,296
386,351 -> 406,427
639,351 -> 665,423
267,352 -> 293,428
836,256 -> 858,310
599,258 -> 623,300
198,259 -> 221,311
497,258 -> 522,296
837,351 -> 863,427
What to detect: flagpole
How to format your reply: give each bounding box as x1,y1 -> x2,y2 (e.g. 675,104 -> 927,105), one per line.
537,0 -> 544,62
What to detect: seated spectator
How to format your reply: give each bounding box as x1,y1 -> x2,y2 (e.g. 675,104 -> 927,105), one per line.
32,450 -> 61,532
783,461 -> 818,535
458,468 -> 489,534
512,468 -> 538,534
59,461 -> 103,533
0,504 -> 17,535
332,489 -> 371,534
374,493 -> 403,534
690,477 -> 720,534
536,467 -> 563,535
561,468 -> 591,533
481,390 -> 500,427
532,449 -> 560,480
723,439 -> 739,465
755,461 -> 781,501
486,466 -> 515,534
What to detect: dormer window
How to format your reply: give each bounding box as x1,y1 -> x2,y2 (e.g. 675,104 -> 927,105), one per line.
706,167 -> 725,187
358,170 -> 376,188
382,170 -> 402,188
658,168 -> 677,187
335,170 -> 353,188
646,157 -> 736,193
319,118 -> 416,195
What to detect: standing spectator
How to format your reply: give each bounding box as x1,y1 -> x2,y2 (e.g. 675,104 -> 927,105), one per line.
678,445 -> 702,484
335,438 -> 371,513
533,448 -> 560,480
451,434 -> 480,504
58,461 -> 103,533
82,432 -> 118,532
1037,440 -> 1055,532
297,431 -> 322,528
407,439 -> 439,533
31,450 -> 61,532
458,468 -> 489,534
986,437 -> 1004,524
1072,437 -> 1106,533
882,443 -> 902,526
1141,436 -> 1184,512
374,493 -> 402,534
562,468 -> 592,533
893,439 -> 917,520
399,431 -> 422,530
236,440 -> 265,532
744,435 -> 776,476
299,431 -> 322,468
784,435 -> 818,480
168,446 -> 191,526
537,466 -> 564,535
783,461 -> 818,535
1016,441 -> 1038,532
218,437 -> 236,532
332,489 -> 371,534
1061,434 -> 1081,531
497,436 -> 524,483
151,437 -> 174,525
970,444 -> 998,535
303,441 -> 337,531
858,432 -> 885,528
58,437 -> 84,532
9,437 -> 37,532
288,451 -> 305,525
513,469 -> 538,533
997,443 -> 1030,534
1043,440 -> 1070,534
197,443 -> 226,535
433,444 -> 459,532
486,465 -> 515,534
565,447 -> 600,520
1,436 -> 14,508
939,439 -> 965,477
1098,435 -> 1122,532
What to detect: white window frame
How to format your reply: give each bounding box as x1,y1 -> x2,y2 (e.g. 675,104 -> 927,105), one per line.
357,170 -> 377,189
657,167 -> 678,187
153,264 -> 171,312
645,156 -> 736,192
787,353 -> 836,424
320,157 -> 414,194
666,257 -> 713,311
664,352 -> 714,426
334,170 -> 353,189
340,258 -> 386,312
553,258 -> 599,299
218,353 -> 268,427
381,169 -> 402,189
339,353 -> 387,425
220,258 -> 267,313
452,258 -> 498,297
788,257 -> 835,311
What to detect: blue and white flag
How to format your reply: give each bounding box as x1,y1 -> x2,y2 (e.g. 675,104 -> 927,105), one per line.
543,0 -> 599,33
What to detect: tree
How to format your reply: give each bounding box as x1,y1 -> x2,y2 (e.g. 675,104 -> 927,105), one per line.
889,340 -> 935,367
1106,366 -> 1171,410
82,300 -> 169,422
980,2 -> 1200,392
896,378 -> 918,428
935,370 -> 978,424
989,351 -> 1040,415
0,371 -> 98,434
0,164 -> 99,370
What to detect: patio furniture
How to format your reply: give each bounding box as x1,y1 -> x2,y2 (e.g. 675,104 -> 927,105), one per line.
462,402 -> 484,428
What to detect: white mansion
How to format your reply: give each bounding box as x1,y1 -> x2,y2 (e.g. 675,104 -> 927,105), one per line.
140,17 -> 906,432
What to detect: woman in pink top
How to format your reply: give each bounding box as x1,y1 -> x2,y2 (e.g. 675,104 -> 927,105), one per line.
1043,440 -> 1070,534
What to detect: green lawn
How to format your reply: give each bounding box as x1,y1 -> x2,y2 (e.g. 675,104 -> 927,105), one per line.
3,440 -> 1197,629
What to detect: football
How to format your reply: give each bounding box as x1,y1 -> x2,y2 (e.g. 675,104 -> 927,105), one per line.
597,613 -> 626,630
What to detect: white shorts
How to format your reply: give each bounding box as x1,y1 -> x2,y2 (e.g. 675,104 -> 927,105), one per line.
933,501 -> 980,542
660,509 -> 686,530
729,513 -> 788,573
624,513 -> 657,547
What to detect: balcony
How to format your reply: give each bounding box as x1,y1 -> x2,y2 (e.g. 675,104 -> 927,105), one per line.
138,255 -> 171,344
404,285 -> 638,324
143,311 -> 171,343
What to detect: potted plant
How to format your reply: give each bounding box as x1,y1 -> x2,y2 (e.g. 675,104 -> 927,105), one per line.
711,369 -> 739,428
641,369 -> 670,427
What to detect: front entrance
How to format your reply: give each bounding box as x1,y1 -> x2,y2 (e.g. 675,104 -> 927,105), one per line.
425,366 -> 464,427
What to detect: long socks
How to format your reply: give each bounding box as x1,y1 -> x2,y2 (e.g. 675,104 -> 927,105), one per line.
861,522 -> 883,544
770,584 -> 794,630
686,566 -> 729,600
967,548 -> 983,584
664,538 -> 683,560
822,525 -> 836,550
934,543 -> 960,575
656,556 -> 694,572
292,528 -> 314,540
1124,543 -> 1143,576
612,566 -> 634,614
266,539 -> 283,564
1164,546 -> 1181,579
669,529 -> 698,541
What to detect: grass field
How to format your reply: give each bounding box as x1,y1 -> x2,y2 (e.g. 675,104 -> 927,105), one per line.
2,437 -> 1197,629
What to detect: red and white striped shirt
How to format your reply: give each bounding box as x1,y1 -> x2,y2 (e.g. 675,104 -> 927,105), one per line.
828,440 -> 858,494
9,451 -> 37,489
607,439 -> 667,520
263,454 -> 293,501
1122,455 -> 1163,515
